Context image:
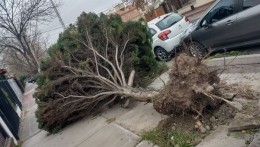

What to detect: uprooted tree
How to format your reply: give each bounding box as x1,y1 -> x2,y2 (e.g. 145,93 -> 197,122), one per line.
35,13 -> 166,132
35,12 -> 233,133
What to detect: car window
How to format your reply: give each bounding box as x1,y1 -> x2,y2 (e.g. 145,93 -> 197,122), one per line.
208,0 -> 235,24
148,28 -> 157,36
243,0 -> 260,10
155,13 -> 182,30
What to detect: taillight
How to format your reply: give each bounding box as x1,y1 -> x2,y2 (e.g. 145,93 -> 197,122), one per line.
185,17 -> 190,22
158,30 -> 171,41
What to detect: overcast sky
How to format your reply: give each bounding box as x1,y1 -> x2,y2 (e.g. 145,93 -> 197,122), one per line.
41,0 -> 122,45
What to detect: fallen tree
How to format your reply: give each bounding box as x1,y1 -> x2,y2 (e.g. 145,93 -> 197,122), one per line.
35,13 -> 165,133
35,13 -> 234,133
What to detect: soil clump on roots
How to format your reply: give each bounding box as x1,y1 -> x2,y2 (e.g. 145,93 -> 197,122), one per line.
154,53 -> 221,116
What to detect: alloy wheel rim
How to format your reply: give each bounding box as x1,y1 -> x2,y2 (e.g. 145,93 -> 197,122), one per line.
157,49 -> 167,60
190,44 -> 202,57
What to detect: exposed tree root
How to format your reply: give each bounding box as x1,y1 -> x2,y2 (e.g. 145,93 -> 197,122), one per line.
153,53 -> 223,116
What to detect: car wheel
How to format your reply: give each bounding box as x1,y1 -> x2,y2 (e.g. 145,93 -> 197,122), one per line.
155,47 -> 169,61
189,41 -> 207,57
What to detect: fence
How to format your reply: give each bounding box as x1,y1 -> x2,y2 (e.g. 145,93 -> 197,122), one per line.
144,6 -> 166,21
0,125 -> 7,147
0,77 -> 23,141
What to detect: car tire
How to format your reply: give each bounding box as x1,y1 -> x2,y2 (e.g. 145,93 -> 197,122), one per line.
189,41 -> 207,57
154,47 -> 169,61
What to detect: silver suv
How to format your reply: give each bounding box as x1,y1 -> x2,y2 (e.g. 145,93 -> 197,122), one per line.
181,0 -> 260,57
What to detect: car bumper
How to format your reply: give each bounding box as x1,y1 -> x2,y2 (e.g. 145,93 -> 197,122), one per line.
160,32 -> 184,52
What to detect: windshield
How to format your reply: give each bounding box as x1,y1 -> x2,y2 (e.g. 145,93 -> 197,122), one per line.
156,13 -> 183,30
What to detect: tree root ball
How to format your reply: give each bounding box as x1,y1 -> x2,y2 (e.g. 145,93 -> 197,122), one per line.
153,53 -> 221,115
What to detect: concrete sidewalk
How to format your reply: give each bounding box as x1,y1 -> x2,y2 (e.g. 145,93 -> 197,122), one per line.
22,102 -> 163,147
21,86 -> 163,147
207,54 -> 260,68
207,54 -> 260,74
197,126 -> 247,147
19,84 -> 40,142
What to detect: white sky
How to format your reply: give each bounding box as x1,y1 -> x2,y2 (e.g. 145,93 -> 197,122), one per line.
41,0 -> 122,45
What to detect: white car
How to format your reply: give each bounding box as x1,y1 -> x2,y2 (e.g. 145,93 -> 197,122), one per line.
148,13 -> 191,60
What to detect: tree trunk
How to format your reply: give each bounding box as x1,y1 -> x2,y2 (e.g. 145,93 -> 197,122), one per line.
122,87 -> 159,102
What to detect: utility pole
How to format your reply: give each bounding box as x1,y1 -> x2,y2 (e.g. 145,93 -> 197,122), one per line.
50,0 -> 66,30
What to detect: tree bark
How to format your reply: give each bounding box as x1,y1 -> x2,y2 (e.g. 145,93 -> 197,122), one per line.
122,87 -> 158,102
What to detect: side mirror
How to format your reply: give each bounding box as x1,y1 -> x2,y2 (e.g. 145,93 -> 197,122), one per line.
202,20 -> 208,27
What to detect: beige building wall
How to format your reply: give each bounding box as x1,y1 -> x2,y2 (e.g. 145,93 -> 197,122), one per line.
195,0 -> 215,7
107,2 -> 146,22
177,0 -> 215,14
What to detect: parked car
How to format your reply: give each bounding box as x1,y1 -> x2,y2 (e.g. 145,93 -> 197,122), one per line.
148,13 -> 191,60
181,0 -> 260,57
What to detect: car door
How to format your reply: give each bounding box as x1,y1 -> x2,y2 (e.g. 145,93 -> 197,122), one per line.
192,0 -> 240,49
236,0 -> 260,44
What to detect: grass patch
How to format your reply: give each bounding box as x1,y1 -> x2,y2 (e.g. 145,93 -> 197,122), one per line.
210,51 -> 249,59
141,129 -> 199,147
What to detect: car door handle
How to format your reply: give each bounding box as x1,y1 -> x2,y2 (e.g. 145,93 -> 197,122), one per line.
226,20 -> 234,25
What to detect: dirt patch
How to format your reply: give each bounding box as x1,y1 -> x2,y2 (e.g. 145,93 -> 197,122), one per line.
158,116 -> 195,131
158,103 -> 237,132
209,104 -> 237,125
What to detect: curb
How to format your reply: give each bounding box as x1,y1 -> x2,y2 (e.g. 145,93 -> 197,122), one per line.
206,54 -> 260,67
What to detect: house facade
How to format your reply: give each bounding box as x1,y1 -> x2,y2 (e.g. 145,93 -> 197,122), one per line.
170,0 -> 216,14
107,0 -> 215,22
0,72 -> 23,146
106,3 -> 143,22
